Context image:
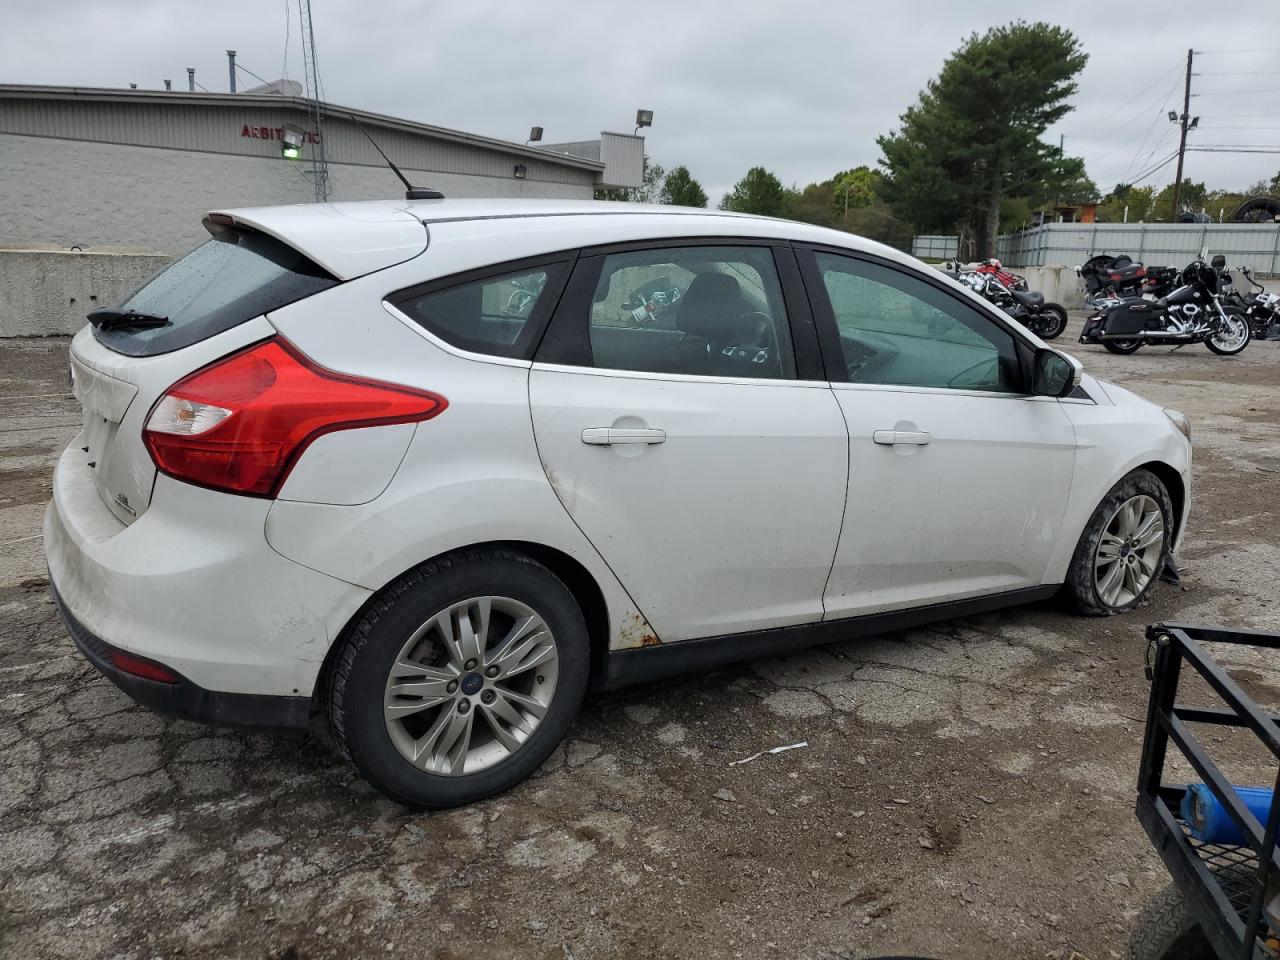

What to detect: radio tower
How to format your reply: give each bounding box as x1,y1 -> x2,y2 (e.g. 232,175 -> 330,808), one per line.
298,0 -> 329,202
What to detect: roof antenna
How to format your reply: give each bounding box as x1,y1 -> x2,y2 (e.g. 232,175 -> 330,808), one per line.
348,113 -> 444,201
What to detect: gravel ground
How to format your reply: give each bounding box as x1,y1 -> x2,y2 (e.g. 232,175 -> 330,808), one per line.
2,319 -> 1279,960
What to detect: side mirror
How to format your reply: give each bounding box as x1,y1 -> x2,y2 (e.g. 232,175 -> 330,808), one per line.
1032,348 -> 1082,398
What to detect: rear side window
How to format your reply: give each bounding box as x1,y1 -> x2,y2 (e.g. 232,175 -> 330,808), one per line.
93,229 -> 337,357
391,264 -> 568,359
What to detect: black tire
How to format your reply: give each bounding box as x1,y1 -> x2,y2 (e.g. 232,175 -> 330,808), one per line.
1062,468 -> 1173,616
1104,339 -> 1143,355
1205,308 -> 1251,356
325,548 -> 590,809
1037,303 -> 1068,340
1129,881 -> 1213,960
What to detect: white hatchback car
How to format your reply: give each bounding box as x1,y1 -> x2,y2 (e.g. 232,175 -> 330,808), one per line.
46,198 -> 1191,808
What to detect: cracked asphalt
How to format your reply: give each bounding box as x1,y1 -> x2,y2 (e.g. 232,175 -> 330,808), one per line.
2,322 -> 1279,960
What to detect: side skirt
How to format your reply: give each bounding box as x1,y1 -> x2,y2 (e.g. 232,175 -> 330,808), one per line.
598,585 -> 1060,690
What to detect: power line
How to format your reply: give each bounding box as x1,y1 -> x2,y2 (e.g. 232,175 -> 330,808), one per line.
1119,81 -> 1182,183
1193,87 -> 1280,97
1195,47 -> 1280,55
1188,146 -> 1280,154
1128,152 -> 1180,186
1064,62 -> 1182,137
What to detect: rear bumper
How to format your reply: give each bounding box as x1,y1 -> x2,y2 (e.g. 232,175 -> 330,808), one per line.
44,442 -> 373,702
53,584 -> 310,729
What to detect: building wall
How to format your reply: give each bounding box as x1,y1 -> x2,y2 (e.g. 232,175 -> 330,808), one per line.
0,132 -> 594,254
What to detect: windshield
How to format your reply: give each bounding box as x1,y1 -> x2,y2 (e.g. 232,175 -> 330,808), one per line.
92,228 -> 337,357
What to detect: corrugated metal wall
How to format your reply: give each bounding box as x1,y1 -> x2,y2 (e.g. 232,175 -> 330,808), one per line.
0,97 -> 598,186
910,235 -> 959,260
996,222 -> 1280,272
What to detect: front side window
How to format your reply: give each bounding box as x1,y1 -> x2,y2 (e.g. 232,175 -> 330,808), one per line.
815,252 -> 1021,393
393,264 -> 566,358
584,245 -> 796,380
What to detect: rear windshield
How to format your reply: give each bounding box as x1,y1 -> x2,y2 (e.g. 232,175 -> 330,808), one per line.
92,228 -> 337,357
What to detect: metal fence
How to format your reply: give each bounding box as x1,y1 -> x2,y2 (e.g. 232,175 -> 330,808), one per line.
911,223 -> 1280,271
910,235 -> 959,260
995,222 -> 1280,271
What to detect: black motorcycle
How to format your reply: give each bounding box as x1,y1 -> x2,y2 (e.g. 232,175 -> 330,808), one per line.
957,270 -> 1068,340
1079,256 -> 1252,356
1078,254 -> 1180,308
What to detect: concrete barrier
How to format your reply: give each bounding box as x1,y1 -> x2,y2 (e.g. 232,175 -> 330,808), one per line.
1,248 -> 170,337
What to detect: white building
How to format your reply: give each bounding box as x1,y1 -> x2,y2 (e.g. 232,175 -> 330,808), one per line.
0,83 -> 644,255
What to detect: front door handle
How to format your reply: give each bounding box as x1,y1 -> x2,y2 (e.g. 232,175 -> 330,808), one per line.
872,429 -> 932,446
581,427 -> 667,446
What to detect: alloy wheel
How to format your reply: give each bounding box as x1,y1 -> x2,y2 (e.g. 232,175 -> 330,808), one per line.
1094,495 -> 1165,608
1210,314 -> 1249,352
383,596 -> 559,775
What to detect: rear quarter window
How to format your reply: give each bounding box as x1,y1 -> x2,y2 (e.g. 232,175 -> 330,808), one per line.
389,261 -> 570,359
92,228 -> 337,357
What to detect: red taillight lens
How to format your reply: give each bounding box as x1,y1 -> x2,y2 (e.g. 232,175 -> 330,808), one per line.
144,337 -> 446,497
110,649 -> 180,683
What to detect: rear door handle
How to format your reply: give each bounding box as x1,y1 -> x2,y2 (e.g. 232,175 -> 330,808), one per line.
581,427 -> 667,446
872,429 -> 932,446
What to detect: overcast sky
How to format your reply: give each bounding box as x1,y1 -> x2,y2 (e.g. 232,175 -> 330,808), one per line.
4,0 -> 1279,205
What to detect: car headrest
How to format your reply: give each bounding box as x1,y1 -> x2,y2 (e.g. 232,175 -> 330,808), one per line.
676,272 -> 756,342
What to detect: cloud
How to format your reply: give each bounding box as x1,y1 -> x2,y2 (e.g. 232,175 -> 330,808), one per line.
2,0 -> 1276,200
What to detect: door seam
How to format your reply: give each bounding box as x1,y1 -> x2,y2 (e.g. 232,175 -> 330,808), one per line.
818,382 -> 853,622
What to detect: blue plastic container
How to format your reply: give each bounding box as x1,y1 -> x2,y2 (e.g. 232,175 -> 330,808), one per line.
1182,783 -> 1277,846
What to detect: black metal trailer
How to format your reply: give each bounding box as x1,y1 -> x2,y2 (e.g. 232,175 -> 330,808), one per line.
1136,622 -> 1280,959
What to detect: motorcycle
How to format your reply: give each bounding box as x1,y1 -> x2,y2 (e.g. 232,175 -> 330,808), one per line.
1078,256 -> 1252,356
1077,254 -> 1180,308
973,258 -> 1029,291
957,269 -> 1068,340
1229,266 -> 1280,341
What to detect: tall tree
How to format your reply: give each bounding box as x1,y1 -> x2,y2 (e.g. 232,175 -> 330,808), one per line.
596,155 -> 665,203
659,166 -> 709,207
877,22 -> 1088,258
720,167 -> 786,216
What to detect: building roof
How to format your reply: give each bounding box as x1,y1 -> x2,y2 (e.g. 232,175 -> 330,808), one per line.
0,83 -> 605,173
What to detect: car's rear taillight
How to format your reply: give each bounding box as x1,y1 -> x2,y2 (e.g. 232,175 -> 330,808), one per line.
144,337 -> 445,497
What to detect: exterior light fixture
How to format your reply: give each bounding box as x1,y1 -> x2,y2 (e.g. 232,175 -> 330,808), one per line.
526,126 -> 543,145
513,163 -> 528,179
634,109 -> 653,134
281,125 -> 305,160
1189,116 -> 1199,130
1168,110 -> 1178,122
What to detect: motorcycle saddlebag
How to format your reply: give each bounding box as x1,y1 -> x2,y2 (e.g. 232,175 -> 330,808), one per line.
1101,301 -> 1160,337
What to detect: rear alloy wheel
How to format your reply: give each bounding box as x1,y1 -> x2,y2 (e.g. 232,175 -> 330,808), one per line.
326,549 -> 589,809
1063,469 -> 1173,616
1103,339 -> 1143,355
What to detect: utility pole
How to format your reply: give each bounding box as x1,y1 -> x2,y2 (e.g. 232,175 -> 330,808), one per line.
1171,48 -> 1193,220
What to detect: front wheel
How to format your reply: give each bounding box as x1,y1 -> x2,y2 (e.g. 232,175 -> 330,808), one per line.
1036,304 -> 1068,340
1062,469 -> 1173,616
1205,309 -> 1251,355
325,548 -> 590,809
1104,339 -> 1143,355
